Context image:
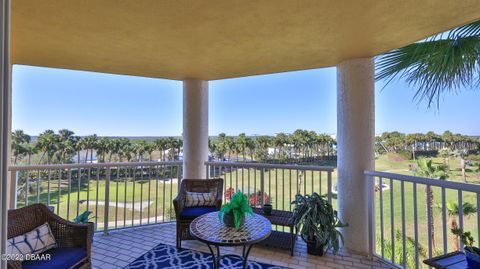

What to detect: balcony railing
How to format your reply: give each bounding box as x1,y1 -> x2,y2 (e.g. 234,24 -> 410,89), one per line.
9,161 -> 183,234
11,161 -> 480,268
9,161 -> 335,235
365,170 -> 480,269
205,161 -> 335,210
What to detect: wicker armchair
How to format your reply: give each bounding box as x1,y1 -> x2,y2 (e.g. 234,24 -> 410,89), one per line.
173,178 -> 223,248
7,203 -> 93,269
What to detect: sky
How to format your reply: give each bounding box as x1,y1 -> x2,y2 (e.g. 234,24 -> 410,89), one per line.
11,64 -> 480,137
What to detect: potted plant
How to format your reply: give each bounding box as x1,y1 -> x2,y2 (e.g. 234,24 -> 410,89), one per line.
452,228 -> 480,268
74,210 -> 95,242
218,191 -> 253,229
262,203 -> 273,215
292,192 -> 347,256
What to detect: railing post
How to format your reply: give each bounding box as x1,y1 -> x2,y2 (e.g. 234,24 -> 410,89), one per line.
103,167 -> 110,236
260,168 -> 265,206
205,163 -> 209,179
366,173 -> 375,259
327,171 -> 332,204
8,170 -> 17,209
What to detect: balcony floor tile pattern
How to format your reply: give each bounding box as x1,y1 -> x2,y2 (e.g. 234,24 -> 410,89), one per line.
92,223 -> 394,269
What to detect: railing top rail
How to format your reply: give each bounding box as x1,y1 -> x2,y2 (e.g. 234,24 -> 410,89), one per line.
8,161 -> 183,171
365,170 -> 480,193
205,161 -> 335,172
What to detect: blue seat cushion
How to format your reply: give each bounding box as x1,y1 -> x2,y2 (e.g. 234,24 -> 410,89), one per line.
180,206 -> 217,219
22,247 -> 87,269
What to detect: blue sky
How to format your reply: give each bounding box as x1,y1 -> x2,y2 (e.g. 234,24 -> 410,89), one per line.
12,64 -> 480,137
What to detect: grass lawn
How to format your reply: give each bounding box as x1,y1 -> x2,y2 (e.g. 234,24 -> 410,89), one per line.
16,155 -> 480,267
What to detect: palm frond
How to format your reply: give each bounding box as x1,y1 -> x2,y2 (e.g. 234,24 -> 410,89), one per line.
376,21 -> 480,108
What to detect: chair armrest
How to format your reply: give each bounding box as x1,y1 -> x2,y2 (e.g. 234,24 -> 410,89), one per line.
173,191 -> 185,219
45,209 -> 93,251
215,198 -> 223,211
215,178 -> 224,210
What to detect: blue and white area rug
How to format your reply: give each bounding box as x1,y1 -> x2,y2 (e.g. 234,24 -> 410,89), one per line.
124,243 -> 289,269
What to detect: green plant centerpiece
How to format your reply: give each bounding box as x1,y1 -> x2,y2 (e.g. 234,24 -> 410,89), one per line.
292,193 -> 347,256
74,210 -> 94,224
218,191 -> 253,229
452,228 -> 480,268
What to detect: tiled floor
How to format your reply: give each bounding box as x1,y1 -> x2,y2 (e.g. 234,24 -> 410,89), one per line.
92,223 -> 394,269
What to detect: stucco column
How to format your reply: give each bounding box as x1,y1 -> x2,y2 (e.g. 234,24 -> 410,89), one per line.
183,79 -> 208,179
336,58 -> 375,255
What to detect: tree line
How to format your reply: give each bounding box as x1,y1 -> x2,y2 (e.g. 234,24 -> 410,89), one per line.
376,131 -> 479,158
11,129 -> 480,166
11,129 -> 182,165
11,129 -> 337,165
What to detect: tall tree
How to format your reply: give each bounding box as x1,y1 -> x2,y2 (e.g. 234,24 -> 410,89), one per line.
416,158 -> 449,250
11,130 -> 31,164
236,133 -> 247,162
83,135 -> 98,163
36,130 -> 59,164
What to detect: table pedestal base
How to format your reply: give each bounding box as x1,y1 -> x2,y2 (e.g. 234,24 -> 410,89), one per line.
205,243 -> 254,269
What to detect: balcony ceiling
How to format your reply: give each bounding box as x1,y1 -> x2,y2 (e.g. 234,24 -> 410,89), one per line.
11,0 -> 480,80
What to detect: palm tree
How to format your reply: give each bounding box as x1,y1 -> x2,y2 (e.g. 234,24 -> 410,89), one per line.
254,136 -> 271,162
444,201 -> 477,251
83,135 -> 98,163
376,21 -> 480,108
225,136 -> 235,160
36,130 -> 59,164
273,133 -> 289,161
154,138 -> 168,161
119,139 -> 133,162
215,133 -> 228,161
145,141 -> 156,161
108,138 -> 123,162
245,137 -> 255,161
95,137 -> 111,162
236,133 -> 247,162
416,158 -> 449,250
23,143 -> 37,165
58,129 -> 74,142
11,130 -> 31,164
59,139 -> 76,163
208,138 -> 216,160
134,140 -> 148,162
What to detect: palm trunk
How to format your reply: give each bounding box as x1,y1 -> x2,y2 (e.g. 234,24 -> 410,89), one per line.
451,218 -> 460,251
426,186 -> 436,250
461,158 -> 466,182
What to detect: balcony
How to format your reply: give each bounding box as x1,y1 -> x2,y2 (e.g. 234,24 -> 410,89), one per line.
91,222 -> 391,269
8,161 -> 480,268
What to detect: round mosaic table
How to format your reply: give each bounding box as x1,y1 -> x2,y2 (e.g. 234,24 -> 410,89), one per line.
190,212 -> 272,269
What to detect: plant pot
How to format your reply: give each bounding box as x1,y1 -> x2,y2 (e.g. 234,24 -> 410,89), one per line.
223,212 -> 244,228
262,204 -> 273,215
306,240 -> 324,256
465,246 -> 480,269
